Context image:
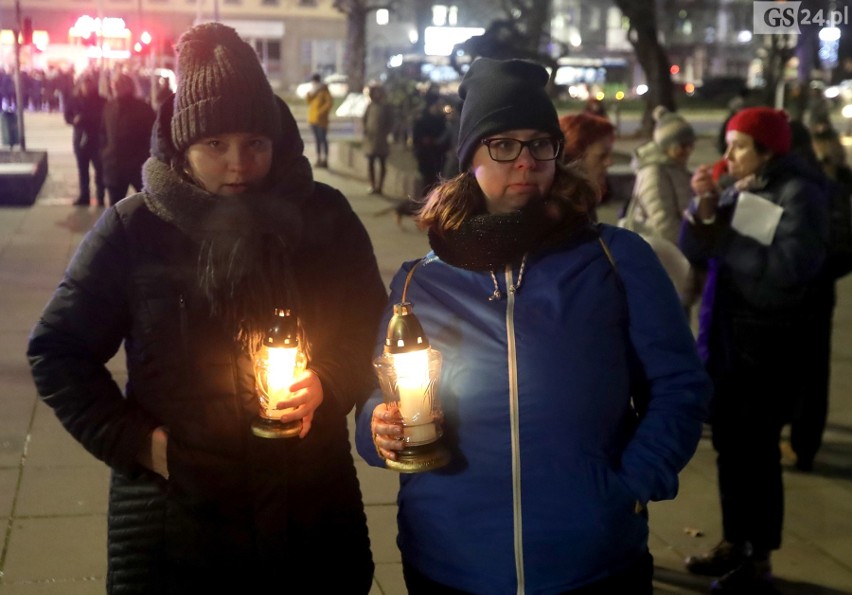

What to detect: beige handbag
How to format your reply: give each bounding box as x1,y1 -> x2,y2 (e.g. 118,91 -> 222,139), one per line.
617,197 -> 693,301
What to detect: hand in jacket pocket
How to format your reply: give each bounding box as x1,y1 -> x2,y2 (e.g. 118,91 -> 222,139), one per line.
138,426 -> 170,479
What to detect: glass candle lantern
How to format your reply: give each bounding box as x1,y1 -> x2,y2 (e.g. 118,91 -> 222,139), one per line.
374,301 -> 449,473
252,308 -> 305,439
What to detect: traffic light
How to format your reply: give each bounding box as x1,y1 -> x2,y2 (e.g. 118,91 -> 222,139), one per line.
21,17 -> 33,45
133,31 -> 152,56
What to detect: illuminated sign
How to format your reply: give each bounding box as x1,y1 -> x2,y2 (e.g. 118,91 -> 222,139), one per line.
423,26 -> 484,56
0,29 -> 50,48
69,16 -> 131,40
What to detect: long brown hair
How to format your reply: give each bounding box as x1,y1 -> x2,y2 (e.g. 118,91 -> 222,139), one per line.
417,162 -> 598,235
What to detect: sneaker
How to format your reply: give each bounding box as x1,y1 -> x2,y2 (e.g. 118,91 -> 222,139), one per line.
711,559 -> 778,594
685,540 -> 749,577
367,187 -> 382,195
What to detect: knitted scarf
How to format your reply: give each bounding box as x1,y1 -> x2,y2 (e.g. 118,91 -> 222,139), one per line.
428,198 -> 596,272
141,154 -> 313,354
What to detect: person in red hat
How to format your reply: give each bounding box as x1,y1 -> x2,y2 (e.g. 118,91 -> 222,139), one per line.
680,107 -> 830,594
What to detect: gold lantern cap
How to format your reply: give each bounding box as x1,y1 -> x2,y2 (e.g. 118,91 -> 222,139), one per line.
384,302 -> 430,355
266,308 -> 299,348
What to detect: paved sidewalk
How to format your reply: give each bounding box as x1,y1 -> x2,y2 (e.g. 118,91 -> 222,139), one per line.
0,112 -> 851,594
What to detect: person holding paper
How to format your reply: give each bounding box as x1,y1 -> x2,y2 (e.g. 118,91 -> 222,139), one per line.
680,107 -> 830,594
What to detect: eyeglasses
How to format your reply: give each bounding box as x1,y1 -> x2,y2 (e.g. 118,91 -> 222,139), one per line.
480,137 -> 563,162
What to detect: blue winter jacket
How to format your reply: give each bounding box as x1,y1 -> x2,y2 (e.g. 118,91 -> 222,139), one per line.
356,224 -> 711,594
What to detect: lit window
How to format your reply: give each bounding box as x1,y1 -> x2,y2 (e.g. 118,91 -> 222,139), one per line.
376,8 -> 389,25
432,5 -> 447,26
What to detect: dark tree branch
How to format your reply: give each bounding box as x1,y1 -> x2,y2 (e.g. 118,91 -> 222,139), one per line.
613,0 -> 675,135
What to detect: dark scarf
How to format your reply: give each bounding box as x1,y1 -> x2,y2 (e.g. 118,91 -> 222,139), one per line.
428,198 -> 596,272
141,154 -> 314,353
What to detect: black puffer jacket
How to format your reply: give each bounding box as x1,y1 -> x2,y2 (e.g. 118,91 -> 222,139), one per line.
28,99 -> 387,593
64,90 -> 106,152
99,95 -> 155,186
680,153 -> 829,387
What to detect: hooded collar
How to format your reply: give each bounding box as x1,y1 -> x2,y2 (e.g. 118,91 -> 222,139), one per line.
140,92 -> 315,354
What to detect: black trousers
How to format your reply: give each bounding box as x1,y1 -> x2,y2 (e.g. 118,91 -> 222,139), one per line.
709,315 -> 806,554
790,283 -> 835,465
74,143 -> 104,203
402,551 -> 653,595
106,172 -> 144,207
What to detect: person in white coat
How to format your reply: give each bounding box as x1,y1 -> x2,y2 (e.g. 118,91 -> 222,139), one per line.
624,107 -> 701,309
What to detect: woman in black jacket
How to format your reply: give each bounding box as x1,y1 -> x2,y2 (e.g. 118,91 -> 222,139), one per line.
681,107 -> 829,594
99,73 -> 155,205
28,23 -> 386,594
64,74 -> 106,206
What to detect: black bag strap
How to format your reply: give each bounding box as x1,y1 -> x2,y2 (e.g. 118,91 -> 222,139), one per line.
598,230 -> 650,418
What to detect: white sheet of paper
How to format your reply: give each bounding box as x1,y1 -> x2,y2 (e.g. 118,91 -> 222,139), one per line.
731,191 -> 783,246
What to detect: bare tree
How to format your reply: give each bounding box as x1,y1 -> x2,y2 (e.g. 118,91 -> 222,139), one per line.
613,0 -> 675,135
333,0 -> 398,93
763,34 -> 797,111
495,0 -> 552,55
450,0 -> 556,78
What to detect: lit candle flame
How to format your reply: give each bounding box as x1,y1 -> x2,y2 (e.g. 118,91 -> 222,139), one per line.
264,345 -> 298,419
392,349 -> 437,443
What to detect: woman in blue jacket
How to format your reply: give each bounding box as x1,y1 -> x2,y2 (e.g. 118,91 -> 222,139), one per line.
356,58 -> 711,595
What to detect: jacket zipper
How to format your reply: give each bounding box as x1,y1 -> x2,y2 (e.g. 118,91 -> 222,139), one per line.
504,264 -> 524,594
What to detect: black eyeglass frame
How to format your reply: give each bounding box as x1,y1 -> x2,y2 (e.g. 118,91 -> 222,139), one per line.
480,137 -> 564,162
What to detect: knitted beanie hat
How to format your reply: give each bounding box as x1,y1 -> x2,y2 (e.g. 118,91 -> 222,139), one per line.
726,106 -> 791,156
456,58 -> 562,171
171,23 -> 281,153
652,106 -> 695,150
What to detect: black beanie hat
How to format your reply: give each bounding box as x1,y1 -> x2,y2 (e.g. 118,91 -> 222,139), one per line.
171,23 -> 281,153
456,58 -> 562,172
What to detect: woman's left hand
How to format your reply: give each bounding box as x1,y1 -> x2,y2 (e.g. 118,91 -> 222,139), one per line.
276,369 -> 324,438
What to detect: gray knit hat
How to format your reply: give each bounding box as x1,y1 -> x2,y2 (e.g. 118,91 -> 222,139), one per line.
171,22 -> 281,153
456,58 -> 562,172
652,106 -> 695,151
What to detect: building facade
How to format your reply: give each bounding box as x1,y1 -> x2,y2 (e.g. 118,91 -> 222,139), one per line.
0,0 -> 346,91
